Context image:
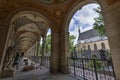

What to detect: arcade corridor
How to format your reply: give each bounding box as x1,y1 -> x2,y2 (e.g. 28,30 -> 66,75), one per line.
0,0 -> 120,80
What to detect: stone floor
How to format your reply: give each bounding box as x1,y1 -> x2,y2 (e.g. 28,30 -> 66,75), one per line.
1,57 -> 76,80
1,68 -> 76,80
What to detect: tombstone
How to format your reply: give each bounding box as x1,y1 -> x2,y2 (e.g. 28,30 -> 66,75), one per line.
99,49 -> 106,60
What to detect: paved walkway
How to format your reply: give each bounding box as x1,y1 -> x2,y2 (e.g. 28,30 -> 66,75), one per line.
1,69 -> 76,80
1,57 -> 76,80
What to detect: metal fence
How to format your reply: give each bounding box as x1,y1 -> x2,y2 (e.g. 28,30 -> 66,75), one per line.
67,57 -> 116,80
27,56 -> 116,80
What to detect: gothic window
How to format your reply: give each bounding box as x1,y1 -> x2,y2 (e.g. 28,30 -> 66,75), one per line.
94,44 -> 97,50
88,45 -> 91,51
101,42 -> 106,50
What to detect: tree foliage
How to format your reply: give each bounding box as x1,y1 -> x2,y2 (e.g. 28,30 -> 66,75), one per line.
94,7 -> 106,36
69,35 -> 76,51
45,35 -> 51,54
38,35 -> 51,56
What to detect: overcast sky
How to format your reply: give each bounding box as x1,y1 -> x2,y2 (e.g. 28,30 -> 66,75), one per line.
69,3 -> 100,45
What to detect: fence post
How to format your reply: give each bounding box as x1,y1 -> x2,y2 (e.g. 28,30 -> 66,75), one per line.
82,58 -> 85,80
73,58 -> 76,78
93,59 -> 98,80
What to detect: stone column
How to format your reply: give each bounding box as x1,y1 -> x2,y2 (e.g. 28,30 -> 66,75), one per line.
0,23 -> 9,75
102,2 -> 120,80
36,42 -> 40,56
34,45 -> 36,56
32,47 -> 34,56
0,22 -> 15,78
40,37 -> 46,66
59,32 -> 69,73
0,23 -> 9,67
50,33 -> 60,73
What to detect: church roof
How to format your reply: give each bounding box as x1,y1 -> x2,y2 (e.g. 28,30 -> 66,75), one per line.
78,29 -> 99,40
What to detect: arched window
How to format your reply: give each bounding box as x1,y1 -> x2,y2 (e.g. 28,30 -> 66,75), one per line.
101,42 -> 106,50
94,44 -> 97,50
88,45 -> 91,50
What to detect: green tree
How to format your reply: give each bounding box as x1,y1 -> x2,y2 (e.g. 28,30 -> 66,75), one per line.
37,35 -> 51,56
69,35 -> 76,51
94,7 -> 106,36
45,35 -> 51,55
38,45 -> 42,56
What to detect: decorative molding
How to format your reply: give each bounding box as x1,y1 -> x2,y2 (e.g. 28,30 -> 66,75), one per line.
60,32 -> 69,40
54,9 -> 62,18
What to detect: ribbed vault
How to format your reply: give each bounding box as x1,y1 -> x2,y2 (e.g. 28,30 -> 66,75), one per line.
13,13 -> 49,53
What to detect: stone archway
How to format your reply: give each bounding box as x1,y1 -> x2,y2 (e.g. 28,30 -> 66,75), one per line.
61,0 -> 101,74
0,10 -> 53,76
62,0 -> 120,79
0,0 -> 120,79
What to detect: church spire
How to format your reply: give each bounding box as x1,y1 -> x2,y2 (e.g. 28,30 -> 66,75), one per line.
78,26 -> 81,34
77,26 -> 81,43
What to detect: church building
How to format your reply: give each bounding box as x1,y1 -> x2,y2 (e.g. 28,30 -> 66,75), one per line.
75,28 -> 110,59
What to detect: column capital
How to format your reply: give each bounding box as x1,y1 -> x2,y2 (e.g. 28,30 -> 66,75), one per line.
51,32 -> 60,36
51,32 -> 60,40
60,32 -> 69,40
60,32 -> 69,36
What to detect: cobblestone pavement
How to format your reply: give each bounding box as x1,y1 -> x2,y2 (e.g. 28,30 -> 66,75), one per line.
1,69 -> 76,80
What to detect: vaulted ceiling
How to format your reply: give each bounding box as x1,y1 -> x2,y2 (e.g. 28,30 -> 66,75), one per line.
13,13 -> 49,52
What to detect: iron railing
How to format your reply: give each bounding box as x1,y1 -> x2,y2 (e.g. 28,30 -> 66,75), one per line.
67,57 -> 116,80
27,56 -> 116,80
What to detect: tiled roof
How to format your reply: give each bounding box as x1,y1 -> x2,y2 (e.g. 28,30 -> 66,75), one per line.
78,29 -> 99,40
77,29 -> 107,43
